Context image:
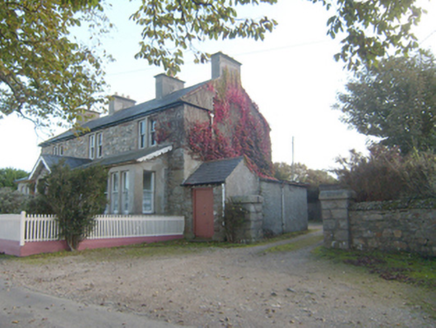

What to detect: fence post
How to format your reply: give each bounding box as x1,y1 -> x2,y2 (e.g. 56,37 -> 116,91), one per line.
19,211 -> 26,246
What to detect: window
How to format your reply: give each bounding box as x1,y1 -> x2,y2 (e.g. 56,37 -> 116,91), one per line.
53,146 -> 58,155
149,120 -> 156,146
59,146 -> 64,155
97,133 -> 103,158
138,120 -> 146,149
111,172 -> 119,214
121,171 -> 129,214
142,171 -> 154,213
89,134 -> 95,159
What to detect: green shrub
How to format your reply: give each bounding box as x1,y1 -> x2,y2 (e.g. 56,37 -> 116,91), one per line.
334,145 -> 436,201
0,187 -> 29,213
223,199 -> 247,243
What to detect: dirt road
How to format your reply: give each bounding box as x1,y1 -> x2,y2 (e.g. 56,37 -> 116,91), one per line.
1,226 -> 434,327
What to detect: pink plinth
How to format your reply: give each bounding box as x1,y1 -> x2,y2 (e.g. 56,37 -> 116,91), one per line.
1,235 -> 183,257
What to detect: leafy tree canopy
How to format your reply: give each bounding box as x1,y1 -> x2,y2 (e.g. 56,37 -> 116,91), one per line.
274,162 -> 337,186
0,0 -> 426,127
0,168 -> 29,188
313,0 -> 424,69
334,52 -> 436,154
0,0 -> 108,128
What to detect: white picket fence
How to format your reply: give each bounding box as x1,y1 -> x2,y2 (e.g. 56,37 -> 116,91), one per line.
0,212 -> 185,246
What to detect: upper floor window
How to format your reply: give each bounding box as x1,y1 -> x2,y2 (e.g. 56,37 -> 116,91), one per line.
149,120 -> 156,146
89,133 -> 103,159
138,119 -> 157,149
53,146 -> 58,155
138,120 -> 146,149
97,133 -> 103,158
59,146 -> 64,155
89,134 -> 95,159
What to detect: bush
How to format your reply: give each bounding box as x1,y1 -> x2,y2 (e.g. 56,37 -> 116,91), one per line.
37,163 -> 107,251
334,145 -> 436,202
0,187 -> 29,213
223,199 -> 247,243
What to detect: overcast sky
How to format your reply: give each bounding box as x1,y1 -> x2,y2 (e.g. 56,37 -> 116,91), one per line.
1,0 -> 435,173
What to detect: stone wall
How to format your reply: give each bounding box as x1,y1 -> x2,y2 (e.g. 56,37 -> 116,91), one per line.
320,189 -> 436,257
230,195 -> 264,242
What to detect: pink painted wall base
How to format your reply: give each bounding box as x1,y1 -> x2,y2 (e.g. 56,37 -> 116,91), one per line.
1,235 -> 183,257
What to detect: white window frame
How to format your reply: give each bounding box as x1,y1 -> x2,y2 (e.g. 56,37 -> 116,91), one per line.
142,171 -> 155,214
149,119 -> 156,147
97,132 -> 103,158
53,146 -> 58,155
121,171 -> 129,214
59,145 -> 64,156
111,172 -> 119,214
138,120 -> 146,149
89,134 -> 96,159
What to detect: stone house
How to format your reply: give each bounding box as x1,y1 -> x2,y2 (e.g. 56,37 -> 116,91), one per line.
23,52 -> 308,241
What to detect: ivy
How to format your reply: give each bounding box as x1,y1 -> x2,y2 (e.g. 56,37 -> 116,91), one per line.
187,72 -> 273,178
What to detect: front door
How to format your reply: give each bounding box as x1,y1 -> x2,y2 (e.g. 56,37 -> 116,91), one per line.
193,188 -> 214,238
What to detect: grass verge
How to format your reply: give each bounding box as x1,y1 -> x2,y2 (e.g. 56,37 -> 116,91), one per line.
8,229 -> 315,263
261,234 -> 324,254
312,247 -> 436,291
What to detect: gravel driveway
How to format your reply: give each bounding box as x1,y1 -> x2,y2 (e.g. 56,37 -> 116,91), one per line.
1,225 -> 434,327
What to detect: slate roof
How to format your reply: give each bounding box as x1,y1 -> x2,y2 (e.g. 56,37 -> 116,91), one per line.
40,81 -> 209,147
41,155 -> 92,169
183,157 -> 244,186
82,143 -> 172,168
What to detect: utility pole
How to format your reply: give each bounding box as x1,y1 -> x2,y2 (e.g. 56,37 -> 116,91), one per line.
291,136 -> 295,181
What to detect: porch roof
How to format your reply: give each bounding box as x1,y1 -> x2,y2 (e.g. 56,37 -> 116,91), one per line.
182,157 -> 244,186
83,143 -> 173,167
29,155 -> 92,180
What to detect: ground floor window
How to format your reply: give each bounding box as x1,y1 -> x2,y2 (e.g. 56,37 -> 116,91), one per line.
111,172 -> 119,214
142,171 -> 154,213
121,171 -> 129,214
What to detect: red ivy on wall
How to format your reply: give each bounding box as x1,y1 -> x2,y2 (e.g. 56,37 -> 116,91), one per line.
187,73 -> 273,178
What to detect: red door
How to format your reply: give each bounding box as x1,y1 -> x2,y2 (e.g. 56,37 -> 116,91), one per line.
193,188 -> 214,238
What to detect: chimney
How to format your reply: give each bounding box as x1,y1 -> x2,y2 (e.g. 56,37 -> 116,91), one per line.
109,94 -> 136,115
211,52 -> 242,79
77,110 -> 101,123
155,74 -> 185,99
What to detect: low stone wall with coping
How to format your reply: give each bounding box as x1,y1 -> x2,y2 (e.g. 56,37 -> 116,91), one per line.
231,195 -> 264,243
320,190 -> 436,257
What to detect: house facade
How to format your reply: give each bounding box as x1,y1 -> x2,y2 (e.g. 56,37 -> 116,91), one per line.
24,52 -> 308,241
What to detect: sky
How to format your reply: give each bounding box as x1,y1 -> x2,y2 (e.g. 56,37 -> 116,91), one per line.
1,0 -> 435,173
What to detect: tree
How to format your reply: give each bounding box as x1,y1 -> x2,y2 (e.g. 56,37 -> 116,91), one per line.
0,168 -> 28,188
314,0 -> 423,69
273,162 -> 337,186
132,0 -> 424,73
0,0 -> 108,128
38,163 -> 107,251
334,52 -> 436,154
1,0 -> 426,127
0,187 -> 29,214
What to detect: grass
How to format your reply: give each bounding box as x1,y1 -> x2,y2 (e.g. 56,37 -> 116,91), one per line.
8,229 -> 314,263
312,247 -> 436,290
261,234 -> 324,254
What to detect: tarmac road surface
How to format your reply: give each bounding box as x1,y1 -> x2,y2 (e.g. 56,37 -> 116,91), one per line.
0,277 -> 187,328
